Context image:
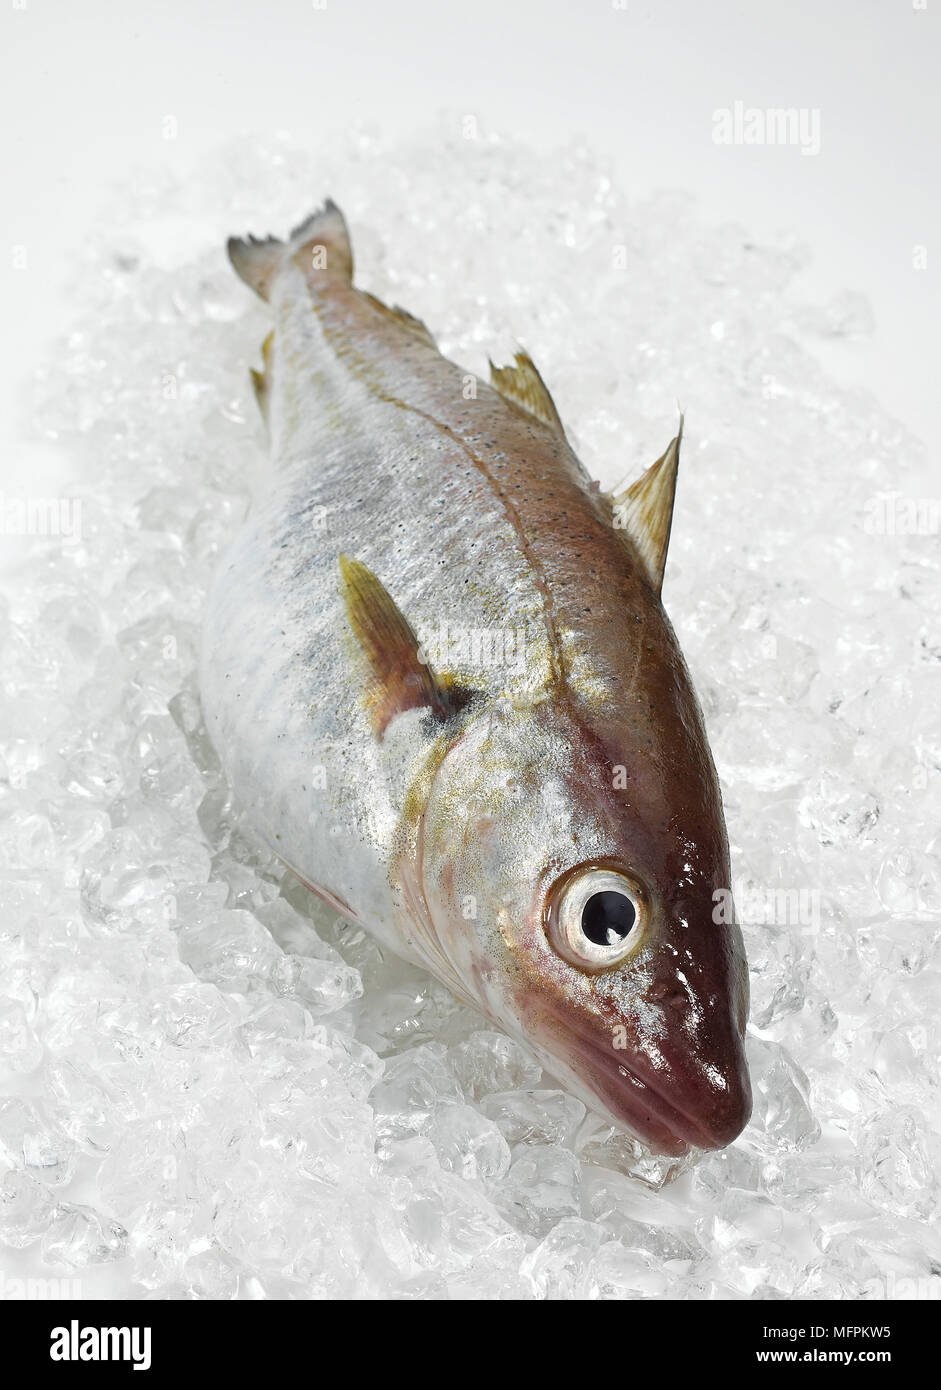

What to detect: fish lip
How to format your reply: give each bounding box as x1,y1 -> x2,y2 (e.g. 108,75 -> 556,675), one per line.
551,1020 -> 749,1156
606,1053 -> 736,1154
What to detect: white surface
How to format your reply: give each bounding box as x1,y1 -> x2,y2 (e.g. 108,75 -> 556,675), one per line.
0,0 -> 938,480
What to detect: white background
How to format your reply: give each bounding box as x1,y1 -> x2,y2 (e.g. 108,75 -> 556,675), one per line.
0,1 -> 937,494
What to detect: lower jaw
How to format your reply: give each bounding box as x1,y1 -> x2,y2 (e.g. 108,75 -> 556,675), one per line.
598,1049 -> 752,1155
534,1033 -> 720,1156
599,1065 -> 714,1155
589,1083 -> 697,1157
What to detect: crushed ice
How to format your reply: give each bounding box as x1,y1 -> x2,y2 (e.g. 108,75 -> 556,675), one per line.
0,124 -> 938,1299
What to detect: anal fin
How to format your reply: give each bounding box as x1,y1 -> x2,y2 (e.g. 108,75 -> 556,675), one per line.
250,330 -> 274,422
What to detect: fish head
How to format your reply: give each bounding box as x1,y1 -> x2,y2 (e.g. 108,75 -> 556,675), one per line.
418,685 -> 751,1157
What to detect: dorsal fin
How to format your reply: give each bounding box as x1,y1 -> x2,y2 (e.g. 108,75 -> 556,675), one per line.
361,291 -> 437,348
489,350 -> 566,438
338,555 -> 452,738
608,419 -> 683,594
249,330 -> 274,422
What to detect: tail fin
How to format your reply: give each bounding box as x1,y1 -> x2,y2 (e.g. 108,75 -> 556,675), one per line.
227,198 -> 353,301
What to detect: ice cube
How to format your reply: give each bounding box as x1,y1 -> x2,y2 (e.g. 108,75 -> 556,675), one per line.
448,1030 -> 543,1100
42,1203 -> 129,1268
0,1098 -> 75,1187
427,1104 -> 511,1183
0,996 -> 44,1073
0,1170 -> 56,1247
496,1146 -> 582,1239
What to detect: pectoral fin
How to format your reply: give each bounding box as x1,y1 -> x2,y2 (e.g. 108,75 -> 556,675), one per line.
338,555 -> 452,738
608,419 -> 683,594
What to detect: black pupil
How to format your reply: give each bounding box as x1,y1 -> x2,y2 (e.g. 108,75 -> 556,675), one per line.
581,891 -> 636,947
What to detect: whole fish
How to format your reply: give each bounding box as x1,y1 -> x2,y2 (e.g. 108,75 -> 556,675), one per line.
201,201 -> 751,1156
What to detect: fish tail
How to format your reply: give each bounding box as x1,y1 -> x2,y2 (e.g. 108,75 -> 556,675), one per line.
227,198 -> 353,301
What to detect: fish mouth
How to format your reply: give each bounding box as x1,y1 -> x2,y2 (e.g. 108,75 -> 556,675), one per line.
603,1053 -> 744,1157
542,1020 -> 752,1157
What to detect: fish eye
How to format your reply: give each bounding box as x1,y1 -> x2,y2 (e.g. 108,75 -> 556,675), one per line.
582,890 -> 636,945
546,866 -> 647,970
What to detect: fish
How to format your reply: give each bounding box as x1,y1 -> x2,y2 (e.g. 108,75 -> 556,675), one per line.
200,199 -> 752,1157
